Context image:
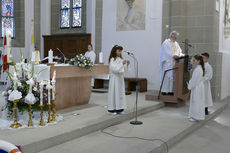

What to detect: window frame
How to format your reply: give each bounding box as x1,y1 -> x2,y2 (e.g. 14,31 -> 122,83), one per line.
60,0 -> 82,29
1,0 -> 15,38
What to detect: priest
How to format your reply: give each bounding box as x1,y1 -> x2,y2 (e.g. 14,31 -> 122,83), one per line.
159,31 -> 184,95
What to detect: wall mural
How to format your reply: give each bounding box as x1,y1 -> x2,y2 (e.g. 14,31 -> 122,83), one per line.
116,0 -> 146,31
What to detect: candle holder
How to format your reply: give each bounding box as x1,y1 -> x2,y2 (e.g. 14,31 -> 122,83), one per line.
47,104 -> 52,123
51,97 -> 56,122
10,100 -> 22,129
39,105 -> 45,126
28,104 -> 33,127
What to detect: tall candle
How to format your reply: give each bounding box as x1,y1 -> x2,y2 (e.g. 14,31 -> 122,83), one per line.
46,81 -> 52,105
40,81 -> 44,106
99,52 -> 103,63
48,49 -> 53,63
51,71 -> 56,100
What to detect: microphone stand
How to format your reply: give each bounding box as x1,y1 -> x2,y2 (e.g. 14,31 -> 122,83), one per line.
56,48 -> 66,63
126,52 -> 143,125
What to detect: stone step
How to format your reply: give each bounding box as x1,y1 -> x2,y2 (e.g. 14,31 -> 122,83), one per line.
0,94 -> 164,153
38,101 -> 229,153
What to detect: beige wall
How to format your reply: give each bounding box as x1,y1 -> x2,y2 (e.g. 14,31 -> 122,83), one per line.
162,0 -> 222,100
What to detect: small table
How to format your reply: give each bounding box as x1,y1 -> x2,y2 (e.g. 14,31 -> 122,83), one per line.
125,78 -> 147,93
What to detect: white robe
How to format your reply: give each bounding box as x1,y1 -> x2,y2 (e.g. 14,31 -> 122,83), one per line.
85,51 -> 96,64
159,39 -> 183,92
204,62 -> 213,107
188,65 -> 205,120
108,57 -> 130,111
85,51 -> 96,86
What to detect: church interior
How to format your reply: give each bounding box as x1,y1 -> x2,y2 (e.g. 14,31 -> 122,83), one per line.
0,0 -> 230,153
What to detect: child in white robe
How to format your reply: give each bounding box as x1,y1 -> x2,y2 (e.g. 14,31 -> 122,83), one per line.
85,44 -> 96,64
188,55 -> 205,122
108,45 -> 130,115
202,52 -> 213,115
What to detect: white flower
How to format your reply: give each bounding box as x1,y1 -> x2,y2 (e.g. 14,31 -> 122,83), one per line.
8,90 -> 12,94
33,87 -> 38,91
2,91 -> 6,96
17,82 -> 22,87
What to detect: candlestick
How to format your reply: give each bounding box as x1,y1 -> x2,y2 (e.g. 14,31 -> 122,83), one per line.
39,105 -> 45,126
28,104 -> 33,127
51,94 -> 56,122
10,100 -> 22,128
47,104 -> 52,123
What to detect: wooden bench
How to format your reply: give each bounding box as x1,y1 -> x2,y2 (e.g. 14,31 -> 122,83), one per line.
125,78 -> 147,93
94,77 -> 148,93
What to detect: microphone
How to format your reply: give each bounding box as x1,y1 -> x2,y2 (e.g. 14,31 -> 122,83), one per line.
124,51 -> 134,56
56,48 -> 66,63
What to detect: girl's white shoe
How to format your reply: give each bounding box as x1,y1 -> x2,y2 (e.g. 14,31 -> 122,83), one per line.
108,112 -> 117,115
189,118 -> 199,122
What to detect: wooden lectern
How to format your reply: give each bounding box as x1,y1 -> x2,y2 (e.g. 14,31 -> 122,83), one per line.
146,56 -> 190,105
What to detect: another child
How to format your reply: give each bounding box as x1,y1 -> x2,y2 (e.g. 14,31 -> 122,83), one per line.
202,52 -> 213,115
107,45 -> 130,115
187,55 -> 205,122
85,44 -> 96,64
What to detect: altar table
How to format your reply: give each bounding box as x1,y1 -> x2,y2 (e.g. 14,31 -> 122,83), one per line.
50,65 -> 109,110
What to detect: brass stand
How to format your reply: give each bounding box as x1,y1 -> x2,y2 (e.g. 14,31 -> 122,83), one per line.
10,100 -> 22,128
39,105 -> 45,126
51,98 -> 56,122
47,104 -> 52,123
28,104 -> 33,127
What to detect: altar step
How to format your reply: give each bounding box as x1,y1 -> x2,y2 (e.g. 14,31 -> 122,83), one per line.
0,93 -> 164,153
38,101 -> 229,153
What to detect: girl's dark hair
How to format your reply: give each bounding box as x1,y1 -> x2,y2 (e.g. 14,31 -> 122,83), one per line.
194,55 -> 205,76
88,44 -> 93,49
109,45 -> 123,63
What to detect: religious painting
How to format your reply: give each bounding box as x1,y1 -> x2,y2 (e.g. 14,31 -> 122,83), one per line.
116,0 -> 146,31
1,0 -> 14,37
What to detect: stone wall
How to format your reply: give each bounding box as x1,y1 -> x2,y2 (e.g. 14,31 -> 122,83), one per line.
51,0 -> 87,34
162,0 -> 222,100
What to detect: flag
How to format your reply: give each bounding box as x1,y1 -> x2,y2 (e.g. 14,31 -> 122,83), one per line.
2,35 -> 8,72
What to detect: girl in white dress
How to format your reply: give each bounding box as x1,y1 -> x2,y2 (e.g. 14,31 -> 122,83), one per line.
108,45 -> 130,115
188,55 -> 205,122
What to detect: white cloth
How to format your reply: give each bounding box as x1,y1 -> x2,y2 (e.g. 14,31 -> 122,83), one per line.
188,65 -> 205,120
159,39 -> 183,84
108,57 -> 130,111
204,62 -> 213,107
161,76 -> 173,93
85,51 -> 96,64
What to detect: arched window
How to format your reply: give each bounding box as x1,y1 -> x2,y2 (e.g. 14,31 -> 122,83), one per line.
60,0 -> 82,28
1,0 -> 14,38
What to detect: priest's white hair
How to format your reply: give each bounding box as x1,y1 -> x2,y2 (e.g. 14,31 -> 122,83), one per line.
169,31 -> 179,37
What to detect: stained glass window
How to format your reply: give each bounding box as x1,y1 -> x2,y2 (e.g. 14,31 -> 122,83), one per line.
72,0 -> 82,27
60,0 -> 82,28
60,0 -> 70,28
1,0 -> 15,38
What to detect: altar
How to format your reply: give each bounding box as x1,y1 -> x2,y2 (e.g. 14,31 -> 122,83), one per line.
50,65 -> 109,110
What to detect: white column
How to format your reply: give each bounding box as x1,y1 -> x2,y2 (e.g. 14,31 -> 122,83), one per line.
40,0 -> 51,59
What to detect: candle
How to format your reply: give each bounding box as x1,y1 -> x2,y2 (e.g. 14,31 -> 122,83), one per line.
46,81 -> 53,105
99,52 -> 103,63
51,71 -> 56,100
48,49 -> 53,63
40,81 -> 44,106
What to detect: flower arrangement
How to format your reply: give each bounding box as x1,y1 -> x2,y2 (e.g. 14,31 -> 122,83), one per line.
1,53 -> 49,118
69,54 -> 94,69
